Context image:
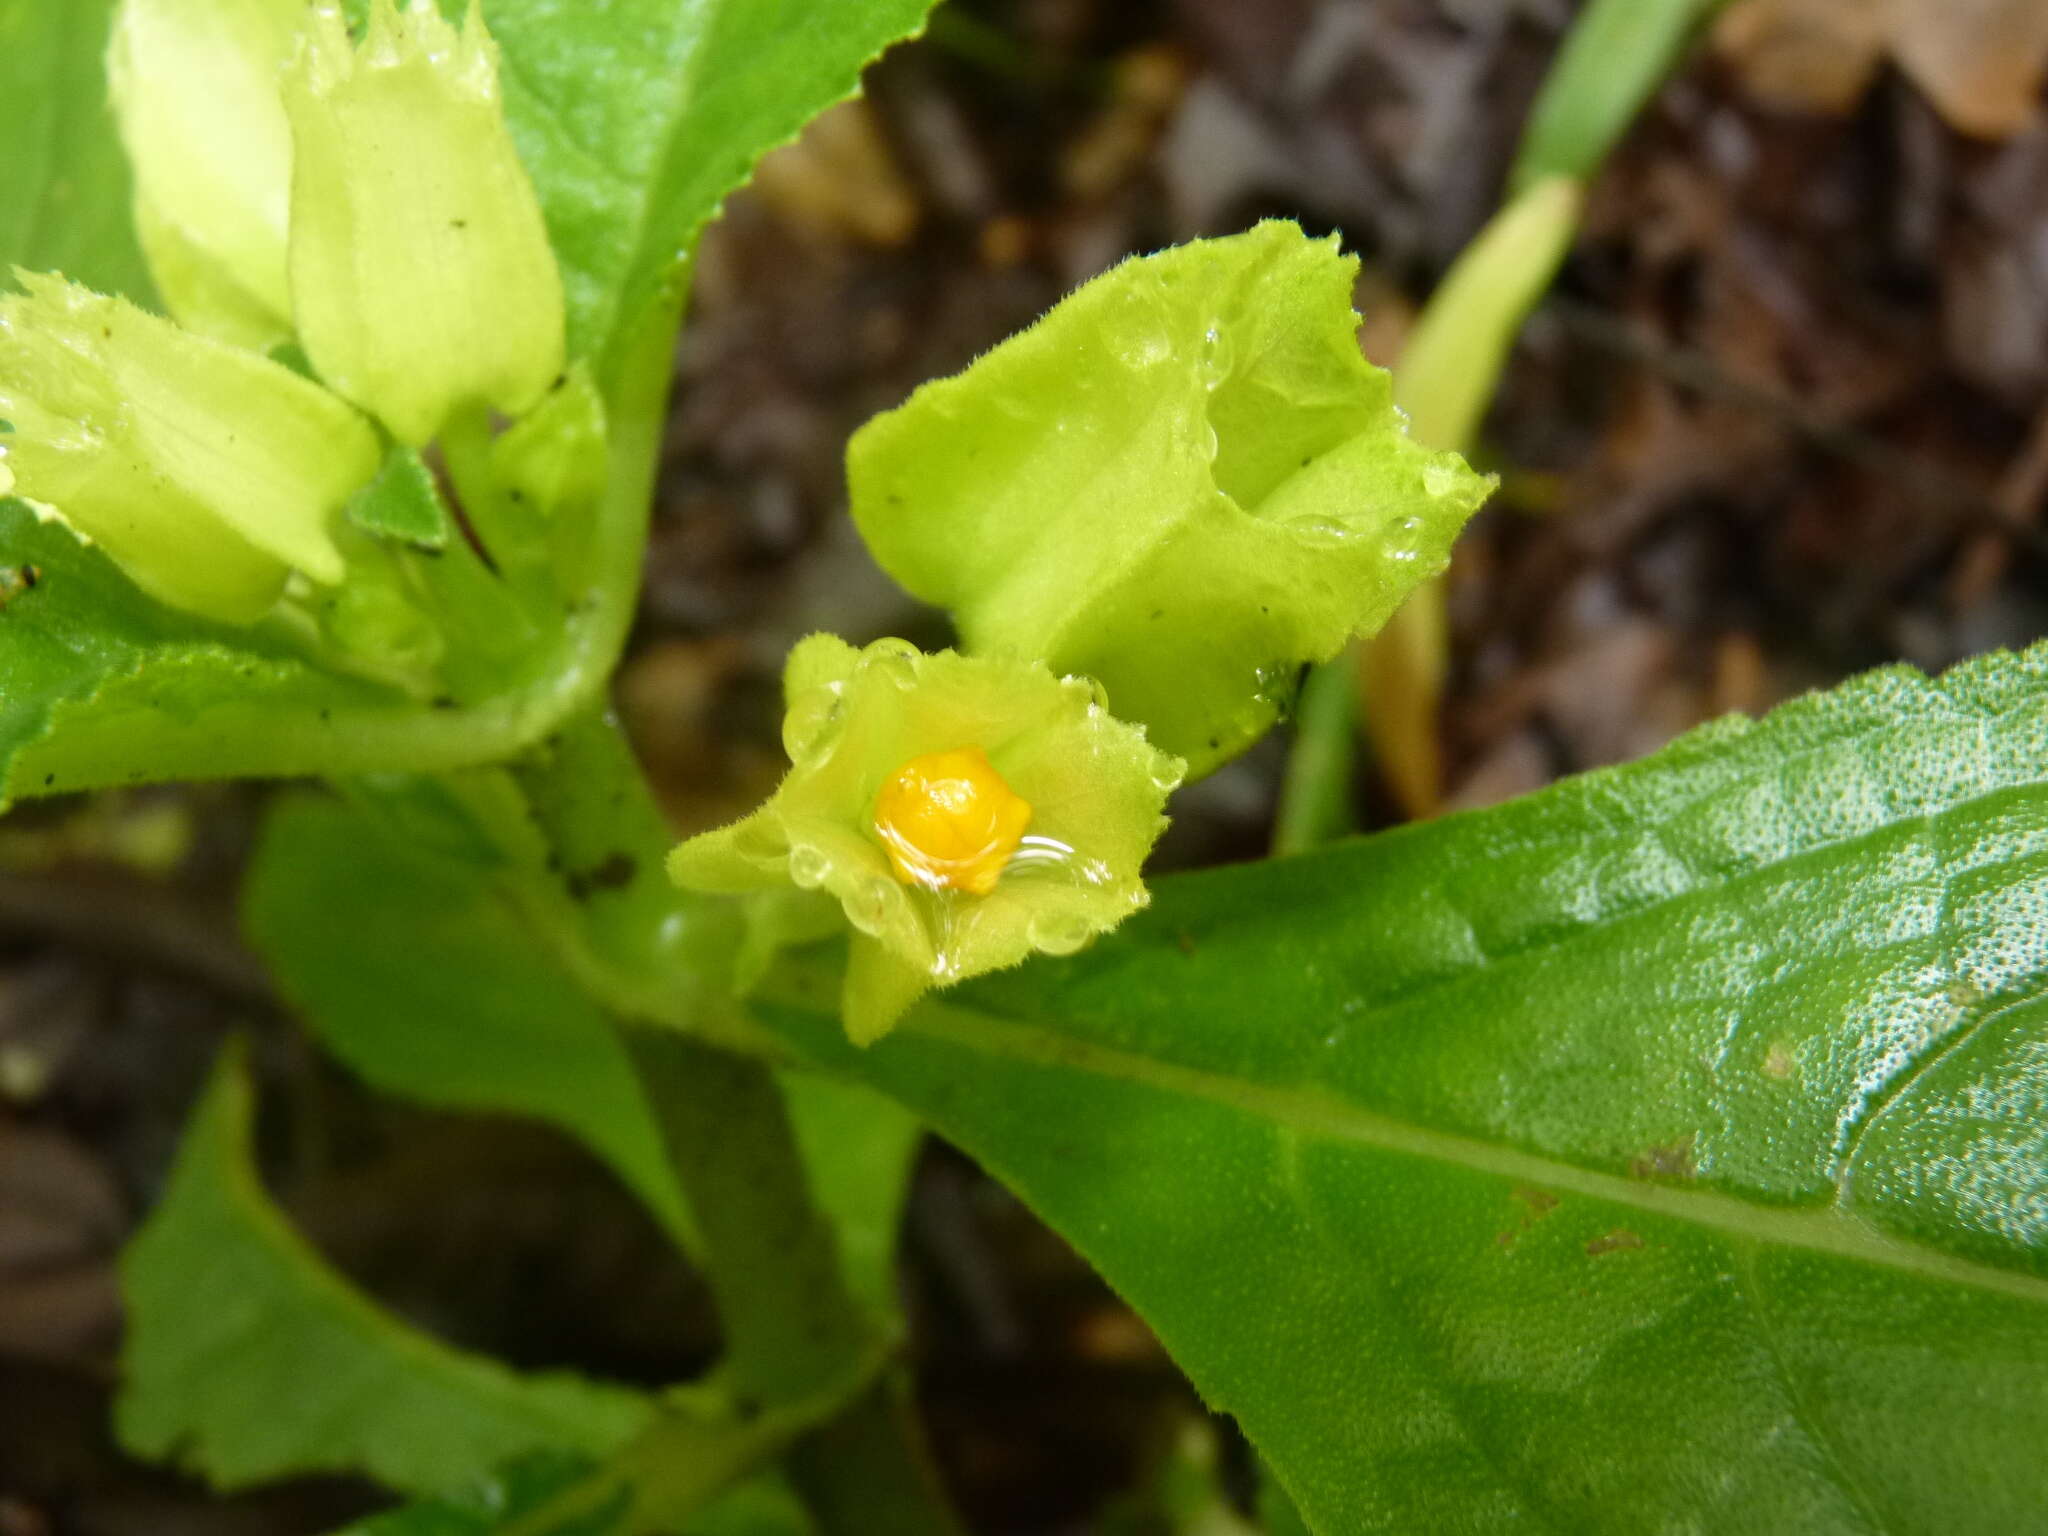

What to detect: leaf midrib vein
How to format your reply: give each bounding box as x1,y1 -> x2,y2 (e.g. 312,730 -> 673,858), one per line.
905,1001 -> 2048,1306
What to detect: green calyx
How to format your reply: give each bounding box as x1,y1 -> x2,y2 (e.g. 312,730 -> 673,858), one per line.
848,220 -> 1496,778
283,0 -> 566,445
0,271 -> 378,624
669,636 -> 1184,1044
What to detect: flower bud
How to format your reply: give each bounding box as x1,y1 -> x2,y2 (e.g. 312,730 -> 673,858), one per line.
108,0 -> 305,346
283,0 -> 565,444
669,636 -> 1184,1044
0,273 -> 378,623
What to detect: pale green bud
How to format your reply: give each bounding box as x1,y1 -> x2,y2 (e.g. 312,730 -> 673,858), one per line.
108,0 -> 306,346
283,0 -> 566,444
0,273 -> 378,624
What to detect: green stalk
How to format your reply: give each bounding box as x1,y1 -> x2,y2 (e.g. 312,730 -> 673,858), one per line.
1276,0 -> 1726,846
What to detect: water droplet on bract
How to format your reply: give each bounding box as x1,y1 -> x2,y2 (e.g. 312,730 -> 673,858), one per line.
1199,322 -> 1234,388
1279,516 -> 1353,545
1378,514 -> 1426,563
788,845 -> 831,889
782,686 -> 844,761
849,877 -> 894,935
1421,461 -> 1462,498
862,638 -> 920,690
1029,909 -> 1094,955
1149,760 -> 1186,794
1061,674 -> 1110,711
1007,834 -> 1077,877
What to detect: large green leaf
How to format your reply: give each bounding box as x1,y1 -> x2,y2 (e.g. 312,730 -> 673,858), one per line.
763,640 -> 2048,1534
119,1041 -> 651,1495
0,0 -> 154,299
483,0 -> 937,358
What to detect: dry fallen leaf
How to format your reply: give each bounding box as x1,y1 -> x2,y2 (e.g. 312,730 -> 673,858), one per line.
1717,0 -> 2048,138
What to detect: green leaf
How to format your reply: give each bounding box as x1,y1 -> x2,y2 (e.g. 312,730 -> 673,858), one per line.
338,1454 -> 817,1536
0,498 -> 396,809
763,640 -> 2048,1534
244,757 -> 925,1313
119,1041 -> 650,1495
481,0 -> 938,358
0,0 -> 154,300
348,443 -> 454,549
780,1074 -> 922,1318
848,222 -> 1493,776
244,787 -> 701,1256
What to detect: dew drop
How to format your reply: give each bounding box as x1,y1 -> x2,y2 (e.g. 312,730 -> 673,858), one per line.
1378,514 -> 1426,563
1061,674 -> 1110,711
1421,461 -> 1462,498
1199,322 -> 1234,388
788,845 -> 831,889
1278,516 -> 1354,545
781,686 -> 844,761
848,877 -> 895,935
862,638 -> 921,690
1029,908 -> 1094,956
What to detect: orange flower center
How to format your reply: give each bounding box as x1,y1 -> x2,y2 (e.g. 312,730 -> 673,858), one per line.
872,746 -> 1032,895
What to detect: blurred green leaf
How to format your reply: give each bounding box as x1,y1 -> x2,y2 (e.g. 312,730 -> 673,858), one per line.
337,1453 -> 817,1536
780,1074 -> 921,1317
118,1042 -> 650,1494
0,0 -> 154,299
244,785 -> 702,1255
849,222 -> 1492,777
1510,0 -> 1725,194
767,640 -> 2048,1533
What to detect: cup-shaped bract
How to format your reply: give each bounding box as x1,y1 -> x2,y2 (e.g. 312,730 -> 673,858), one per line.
283,0 -> 565,444
108,0 -> 306,347
669,636 -> 1185,1044
848,220 -> 1496,779
0,273 -> 378,623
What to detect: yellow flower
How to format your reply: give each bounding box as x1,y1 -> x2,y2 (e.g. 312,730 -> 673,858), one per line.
669,636 -> 1184,1044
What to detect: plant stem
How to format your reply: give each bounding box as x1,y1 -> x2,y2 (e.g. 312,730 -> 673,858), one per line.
1270,658 -> 1358,856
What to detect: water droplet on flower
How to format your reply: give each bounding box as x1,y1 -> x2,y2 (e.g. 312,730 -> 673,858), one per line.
1378,514 -> 1426,563
1149,760 -> 1186,794
1199,322 -> 1233,388
1029,909 -> 1094,955
848,877 -> 895,935
861,638 -> 921,690
1278,515 -> 1354,545
1421,461 -> 1462,498
1060,675 -> 1110,711
789,845 -> 831,889
782,685 -> 844,762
